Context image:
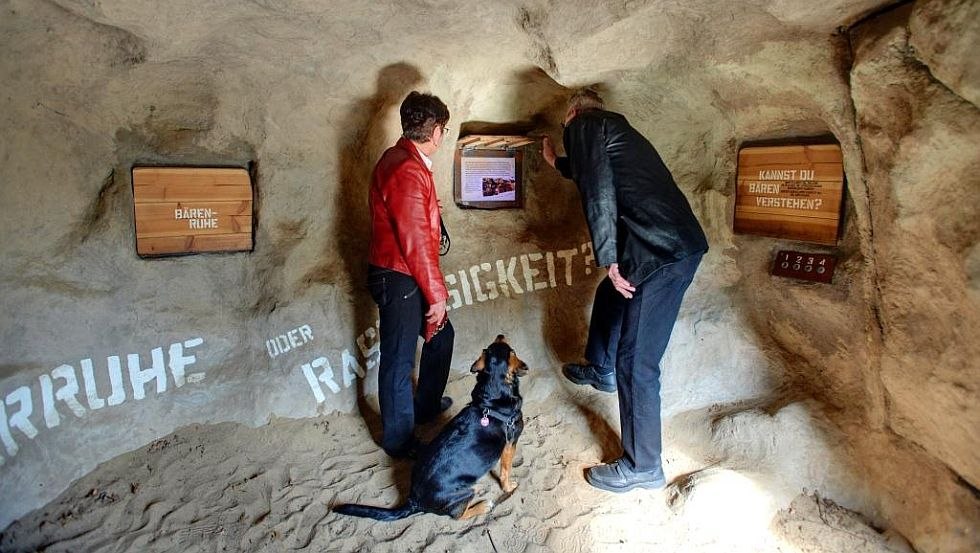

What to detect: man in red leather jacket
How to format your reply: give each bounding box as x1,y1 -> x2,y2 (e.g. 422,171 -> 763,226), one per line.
367,91 -> 454,459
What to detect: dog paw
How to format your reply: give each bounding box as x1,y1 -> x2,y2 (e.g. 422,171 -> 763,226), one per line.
502,479 -> 519,493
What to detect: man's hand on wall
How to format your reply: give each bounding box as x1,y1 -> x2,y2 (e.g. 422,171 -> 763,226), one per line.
608,263 -> 635,299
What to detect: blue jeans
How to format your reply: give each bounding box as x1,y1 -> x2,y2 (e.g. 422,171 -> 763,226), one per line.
585,254 -> 702,472
367,265 -> 454,454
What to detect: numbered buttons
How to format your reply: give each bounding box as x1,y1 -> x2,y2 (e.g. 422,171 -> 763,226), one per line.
772,250 -> 837,283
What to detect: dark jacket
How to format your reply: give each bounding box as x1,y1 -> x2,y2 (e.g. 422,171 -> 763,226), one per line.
557,110 -> 708,285
368,137 -> 448,306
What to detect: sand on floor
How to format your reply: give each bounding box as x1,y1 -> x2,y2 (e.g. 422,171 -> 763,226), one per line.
0,368 -> 911,553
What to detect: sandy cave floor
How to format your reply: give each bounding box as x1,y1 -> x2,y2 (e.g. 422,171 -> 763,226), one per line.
0,368 -> 909,553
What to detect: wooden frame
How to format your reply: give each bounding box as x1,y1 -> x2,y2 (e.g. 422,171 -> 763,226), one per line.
453,135 -> 530,210
132,166 -> 254,257
734,144 -> 845,245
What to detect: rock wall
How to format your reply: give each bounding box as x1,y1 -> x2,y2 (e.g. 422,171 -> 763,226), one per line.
845,2 -> 980,550
853,0 -> 980,489
0,0 -> 976,551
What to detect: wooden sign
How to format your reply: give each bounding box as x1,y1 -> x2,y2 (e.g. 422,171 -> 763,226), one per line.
132,167 -> 253,257
734,144 -> 844,245
771,250 -> 837,283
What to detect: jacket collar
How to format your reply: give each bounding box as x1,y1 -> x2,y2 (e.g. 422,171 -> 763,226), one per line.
396,137 -> 433,173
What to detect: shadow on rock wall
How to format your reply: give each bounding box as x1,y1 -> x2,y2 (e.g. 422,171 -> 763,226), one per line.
313,63 -> 425,444
455,68 -> 610,366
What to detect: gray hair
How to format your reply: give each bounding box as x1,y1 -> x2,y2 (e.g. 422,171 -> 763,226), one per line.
567,88 -> 605,113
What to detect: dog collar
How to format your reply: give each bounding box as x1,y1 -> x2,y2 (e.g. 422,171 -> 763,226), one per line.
478,406 -> 520,440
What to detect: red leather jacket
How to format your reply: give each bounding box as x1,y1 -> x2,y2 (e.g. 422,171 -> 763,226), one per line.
368,137 -> 448,306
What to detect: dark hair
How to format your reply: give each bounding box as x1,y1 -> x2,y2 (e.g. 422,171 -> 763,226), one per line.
400,91 -> 449,142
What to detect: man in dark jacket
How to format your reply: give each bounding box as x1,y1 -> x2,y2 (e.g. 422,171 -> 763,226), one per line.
367,91 -> 454,459
543,89 -> 708,492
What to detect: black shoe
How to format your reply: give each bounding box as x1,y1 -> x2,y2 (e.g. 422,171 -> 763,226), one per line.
562,363 -> 617,393
585,458 -> 666,492
416,396 -> 453,425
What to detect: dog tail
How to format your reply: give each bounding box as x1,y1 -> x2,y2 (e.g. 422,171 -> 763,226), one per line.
333,501 -> 420,521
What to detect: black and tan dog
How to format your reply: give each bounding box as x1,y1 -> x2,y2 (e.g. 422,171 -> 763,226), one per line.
334,335 -> 527,521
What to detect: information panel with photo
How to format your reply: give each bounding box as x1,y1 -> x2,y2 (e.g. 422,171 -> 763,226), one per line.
453,136 -> 528,209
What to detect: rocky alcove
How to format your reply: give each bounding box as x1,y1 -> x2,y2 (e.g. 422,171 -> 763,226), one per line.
0,1 -> 976,552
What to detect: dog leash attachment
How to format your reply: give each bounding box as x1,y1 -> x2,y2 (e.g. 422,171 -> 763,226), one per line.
480,409 -> 490,427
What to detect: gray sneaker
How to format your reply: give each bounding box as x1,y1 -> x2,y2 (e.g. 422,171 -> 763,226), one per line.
585,458 -> 666,492
562,363 -> 617,393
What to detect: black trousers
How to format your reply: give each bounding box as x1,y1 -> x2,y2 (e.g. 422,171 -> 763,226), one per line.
584,254 -> 702,472
367,266 -> 454,455
584,277 -> 623,373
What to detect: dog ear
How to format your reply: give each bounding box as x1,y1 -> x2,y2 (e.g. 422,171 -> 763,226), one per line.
516,362 -> 528,377
508,351 -> 528,377
471,350 -> 487,373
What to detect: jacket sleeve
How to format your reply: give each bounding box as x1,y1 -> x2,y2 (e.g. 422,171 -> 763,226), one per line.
383,161 -> 449,305
566,117 -> 618,267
